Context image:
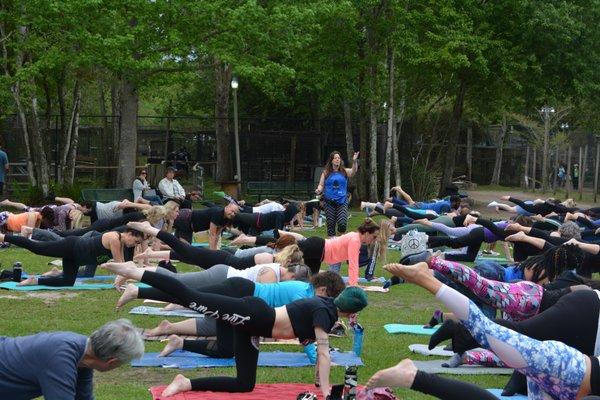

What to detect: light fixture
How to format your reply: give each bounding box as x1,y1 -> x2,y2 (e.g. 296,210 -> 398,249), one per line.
231,77 -> 239,90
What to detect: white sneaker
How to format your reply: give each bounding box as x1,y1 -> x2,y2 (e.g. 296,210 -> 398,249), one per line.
487,201 -> 499,208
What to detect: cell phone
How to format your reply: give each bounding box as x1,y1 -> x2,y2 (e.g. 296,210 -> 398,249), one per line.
330,384 -> 344,399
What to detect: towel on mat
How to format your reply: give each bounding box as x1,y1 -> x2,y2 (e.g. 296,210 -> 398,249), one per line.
150,383 -> 364,400
132,350 -> 363,369
129,306 -> 205,318
384,324 -> 439,336
411,359 -> 513,375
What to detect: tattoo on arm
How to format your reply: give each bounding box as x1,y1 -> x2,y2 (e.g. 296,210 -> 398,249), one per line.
317,338 -> 329,347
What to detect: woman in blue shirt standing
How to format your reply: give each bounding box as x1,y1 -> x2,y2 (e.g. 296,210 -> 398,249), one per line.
315,151 -> 359,238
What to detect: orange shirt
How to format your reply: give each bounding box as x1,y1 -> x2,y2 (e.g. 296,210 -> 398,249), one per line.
6,212 -> 40,233
323,232 -> 361,286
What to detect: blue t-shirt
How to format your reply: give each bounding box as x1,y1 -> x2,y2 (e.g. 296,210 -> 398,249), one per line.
0,332 -> 94,400
0,150 -> 8,182
253,281 -> 314,307
323,171 -> 348,205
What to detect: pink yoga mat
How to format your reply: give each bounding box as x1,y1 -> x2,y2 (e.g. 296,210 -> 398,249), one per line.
150,383 -> 353,399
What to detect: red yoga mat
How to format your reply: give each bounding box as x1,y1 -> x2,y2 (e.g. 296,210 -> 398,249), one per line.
150,383 -> 333,399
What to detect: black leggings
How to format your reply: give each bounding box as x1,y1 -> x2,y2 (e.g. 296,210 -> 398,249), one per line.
5,235 -> 82,286
138,277 -> 255,358
157,231 -> 255,270
427,227 -> 484,262
57,212 -> 145,237
411,370 -> 497,400
393,204 -> 436,220
508,197 -> 554,216
297,236 -> 326,274
475,218 -> 509,240
140,270 -> 274,392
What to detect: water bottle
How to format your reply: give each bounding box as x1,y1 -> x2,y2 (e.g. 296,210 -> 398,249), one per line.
342,366 -> 358,399
352,323 -> 364,357
12,262 -> 22,282
303,343 -> 317,364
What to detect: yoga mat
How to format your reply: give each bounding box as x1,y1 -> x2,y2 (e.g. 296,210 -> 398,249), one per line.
409,344 -> 454,357
342,276 -> 386,284
150,383 -> 334,400
384,324 -> 439,336
260,338 -> 301,345
129,306 -> 205,318
0,281 -> 150,291
412,359 -> 513,375
476,256 -> 509,263
136,328 -> 212,342
191,243 -> 210,247
487,389 -> 527,400
133,350 -> 363,369
360,286 -> 389,293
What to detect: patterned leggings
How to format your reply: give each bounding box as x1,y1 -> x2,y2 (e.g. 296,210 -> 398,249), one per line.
323,201 -> 348,237
436,284 -> 587,400
429,257 -> 544,321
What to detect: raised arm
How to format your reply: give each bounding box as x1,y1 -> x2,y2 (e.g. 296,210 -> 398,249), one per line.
345,152 -> 360,178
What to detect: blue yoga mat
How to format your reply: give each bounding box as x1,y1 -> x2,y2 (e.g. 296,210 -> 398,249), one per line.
384,324 -> 439,336
0,281 -> 149,291
191,243 -> 210,247
342,277 -> 386,284
476,256 -> 509,263
129,306 -> 204,318
487,389 -> 527,399
132,350 -> 362,369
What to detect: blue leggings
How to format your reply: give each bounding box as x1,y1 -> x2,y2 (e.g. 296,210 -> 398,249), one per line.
436,284 -> 587,399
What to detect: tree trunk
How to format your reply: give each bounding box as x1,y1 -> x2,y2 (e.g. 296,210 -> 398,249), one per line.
393,79 -> 405,187
343,100 -> 354,165
552,146 -> 559,191
368,64 -> 378,201
357,111 -> 368,200
116,78 -> 138,187
64,81 -> 82,185
580,144 -> 588,200
213,60 -> 233,182
438,78 -> 467,196
383,46 -> 394,199
532,147 -> 537,190
523,146 -> 530,189
27,93 -> 50,196
11,83 -> 37,186
566,144 -> 572,198
490,116 -> 507,185
542,115 -> 550,191
98,78 -> 110,166
466,127 -> 473,182
110,81 -> 121,186
594,140 -> 600,203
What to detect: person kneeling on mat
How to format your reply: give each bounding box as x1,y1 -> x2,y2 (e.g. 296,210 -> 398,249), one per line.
0,319 -> 143,400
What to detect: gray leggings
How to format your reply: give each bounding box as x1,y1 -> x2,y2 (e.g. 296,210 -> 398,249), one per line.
154,264 -> 231,336
31,229 -> 98,277
234,246 -> 274,258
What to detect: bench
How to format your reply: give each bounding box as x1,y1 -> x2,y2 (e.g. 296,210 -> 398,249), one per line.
245,181 -> 314,201
81,188 -> 134,202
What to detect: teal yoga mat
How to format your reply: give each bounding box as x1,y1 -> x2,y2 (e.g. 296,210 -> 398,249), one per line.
476,256 -> 509,263
487,389 -> 527,399
0,281 -> 150,291
384,324 -> 439,336
129,306 -> 204,318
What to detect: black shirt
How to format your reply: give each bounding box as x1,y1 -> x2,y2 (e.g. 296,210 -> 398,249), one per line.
191,207 -> 227,231
286,296 -> 338,345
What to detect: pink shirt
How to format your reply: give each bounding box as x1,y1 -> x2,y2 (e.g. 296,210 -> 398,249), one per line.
323,232 -> 361,286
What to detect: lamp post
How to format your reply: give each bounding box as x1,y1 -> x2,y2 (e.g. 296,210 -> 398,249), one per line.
231,77 -> 241,197
539,106 -> 555,191
594,135 -> 600,203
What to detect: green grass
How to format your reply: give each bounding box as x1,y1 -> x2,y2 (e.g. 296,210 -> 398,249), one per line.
0,212 -> 508,399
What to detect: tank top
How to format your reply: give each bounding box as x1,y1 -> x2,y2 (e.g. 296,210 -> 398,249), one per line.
226,263 -> 281,282
253,281 -> 314,307
324,171 -> 348,205
73,234 -> 113,265
286,296 -> 338,344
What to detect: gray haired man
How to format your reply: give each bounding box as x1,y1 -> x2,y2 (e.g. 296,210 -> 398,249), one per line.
0,319 -> 144,399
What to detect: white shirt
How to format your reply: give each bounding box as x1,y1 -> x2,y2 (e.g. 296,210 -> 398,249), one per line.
253,202 -> 285,214
227,263 -> 281,282
158,178 -> 185,199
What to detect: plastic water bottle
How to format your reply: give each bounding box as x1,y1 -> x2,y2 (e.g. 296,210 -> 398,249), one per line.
303,343 -> 317,364
12,262 -> 22,282
342,366 -> 358,399
352,323 -> 364,356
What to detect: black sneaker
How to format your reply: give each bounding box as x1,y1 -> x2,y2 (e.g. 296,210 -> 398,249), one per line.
328,321 -> 347,337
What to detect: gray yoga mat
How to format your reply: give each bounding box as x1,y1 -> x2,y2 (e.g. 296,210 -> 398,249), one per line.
412,359 -> 513,375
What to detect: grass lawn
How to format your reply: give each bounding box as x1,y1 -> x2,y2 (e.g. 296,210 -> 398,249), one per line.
0,211 -> 509,399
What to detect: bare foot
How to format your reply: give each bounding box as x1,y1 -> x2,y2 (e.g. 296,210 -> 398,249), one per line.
116,283 -> 139,309
101,261 -> 138,277
0,233 -> 5,242
0,199 -> 8,207
230,233 -> 249,246
383,262 -> 429,284
20,225 -> 34,239
133,247 -> 152,264
161,374 -> 192,397
163,303 -> 186,311
413,218 -> 432,227
17,276 -> 38,286
41,266 -> 62,277
126,221 -> 158,236
145,320 -> 172,337
160,335 -> 184,357
383,201 -> 394,210
360,201 -> 366,211
113,275 -> 127,292
367,359 -> 418,389
463,214 -> 477,226
505,231 -> 527,242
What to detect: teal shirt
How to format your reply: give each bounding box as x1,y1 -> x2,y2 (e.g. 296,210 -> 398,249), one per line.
253,281 -> 314,307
